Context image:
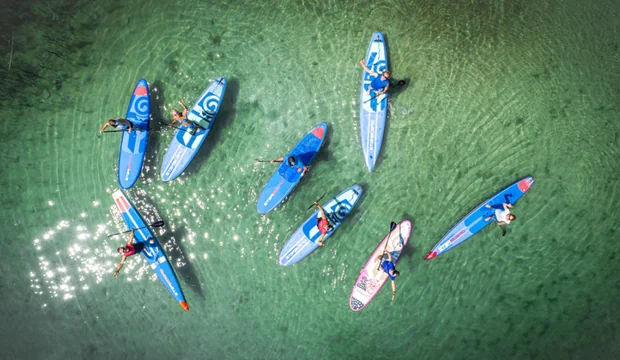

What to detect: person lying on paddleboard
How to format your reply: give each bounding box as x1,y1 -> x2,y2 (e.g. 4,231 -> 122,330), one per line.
112,229 -> 154,278
270,156 -> 309,177
358,59 -> 391,96
99,118 -> 133,133
377,251 -> 400,301
312,201 -> 334,247
170,99 -> 203,134
484,202 -> 516,226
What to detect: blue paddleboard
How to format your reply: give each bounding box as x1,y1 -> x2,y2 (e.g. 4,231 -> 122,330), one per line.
360,32 -> 388,172
112,190 -> 188,311
424,176 -> 535,260
279,184 -> 363,266
118,78 -> 150,189
161,77 -> 226,181
257,122 -> 328,214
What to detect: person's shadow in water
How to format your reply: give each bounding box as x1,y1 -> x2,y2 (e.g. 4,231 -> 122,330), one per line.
184,77 -> 240,176
400,212 -> 418,268
144,80 -> 167,168
161,226 -> 206,301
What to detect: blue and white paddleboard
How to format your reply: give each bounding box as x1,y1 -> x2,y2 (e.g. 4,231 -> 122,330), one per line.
112,190 -> 188,311
360,32 -> 388,172
161,77 -> 226,181
279,184 -> 363,266
257,122 -> 328,214
118,78 -> 150,189
424,176 -> 535,260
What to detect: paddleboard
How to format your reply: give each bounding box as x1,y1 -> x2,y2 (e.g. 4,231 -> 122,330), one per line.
257,122 -> 328,214
112,190 -> 188,311
424,176 -> 535,261
118,78 -> 150,189
349,220 -> 412,311
161,77 -> 227,181
360,32 -> 388,172
279,184 -> 363,266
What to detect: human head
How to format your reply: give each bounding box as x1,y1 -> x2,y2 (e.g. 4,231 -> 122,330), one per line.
382,71 -> 391,79
117,246 -> 125,254
287,156 -> 296,167
507,214 -> 516,221
107,119 -> 116,125
390,269 -> 400,278
171,109 -> 181,118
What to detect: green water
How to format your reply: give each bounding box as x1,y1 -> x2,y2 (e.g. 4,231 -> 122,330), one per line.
1,0 -> 619,359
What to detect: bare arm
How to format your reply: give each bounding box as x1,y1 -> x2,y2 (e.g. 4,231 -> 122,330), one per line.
99,121 -> 111,133
358,59 -> 377,75
270,156 -> 284,163
301,166 -> 308,176
385,251 -> 393,262
112,256 -> 126,278
378,82 -> 390,94
497,221 -> 507,226
315,203 -> 327,219
503,203 -> 512,211
126,229 -> 135,246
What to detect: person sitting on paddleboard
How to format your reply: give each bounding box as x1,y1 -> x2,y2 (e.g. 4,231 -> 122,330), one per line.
377,251 -> 400,301
485,202 -> 516,226
358,59 -> 391,96
270,156 -> 309,176
171,99 -> 203,134
312,201 -> 334,247
112,230 -> 154,278
99,118 -> 133,133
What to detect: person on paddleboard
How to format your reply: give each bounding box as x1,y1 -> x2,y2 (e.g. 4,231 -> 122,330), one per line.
312,201 -> 334,247
484,202 -> 516,226
99,118 -> 133,133
270,155 -> 309,178
377,251 -> 400,301
112,229 -> 154,278
358,59 -> 391,96
170,99 -> 203,134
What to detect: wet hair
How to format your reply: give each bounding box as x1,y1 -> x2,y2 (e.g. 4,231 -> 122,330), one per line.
393,270 -> 400,277
382,71 -> 391,78
287,156 -> 295,166
328,224 -> 334,231
508,214 -> 517,220
117,247 -> 124,253
108,119 -> 117,125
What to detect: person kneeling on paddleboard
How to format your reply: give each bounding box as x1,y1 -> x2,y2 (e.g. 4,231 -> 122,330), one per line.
270,156 -> 309,177
171,99 -> 203,135
99,118 -> 133,133
112,230 -> 154,278
312,201 -> 334,247
377,251 -> 400,301
485,202 -> 516,226
358,59 -> 391,96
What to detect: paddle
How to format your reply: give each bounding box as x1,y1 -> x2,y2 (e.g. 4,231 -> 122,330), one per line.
158,120 -> 191,133
377,221 -> 398,270
363,80 -> 407,104
500,226 -> 507,237
107,220 -> 165,238
307,192 -> 328,210
255,158 -> 273,163
102,128 -> 157,133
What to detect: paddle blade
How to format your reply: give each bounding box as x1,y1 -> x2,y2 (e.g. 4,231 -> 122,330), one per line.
151,220 -> 165,228
389,221 -> 397,231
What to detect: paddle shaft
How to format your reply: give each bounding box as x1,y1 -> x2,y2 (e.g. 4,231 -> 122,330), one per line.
158,120 -> 191,133
107,220 -> 164,238
363,80 -> 406,104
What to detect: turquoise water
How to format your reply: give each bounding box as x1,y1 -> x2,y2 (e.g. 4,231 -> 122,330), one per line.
1,0 -> 619,359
